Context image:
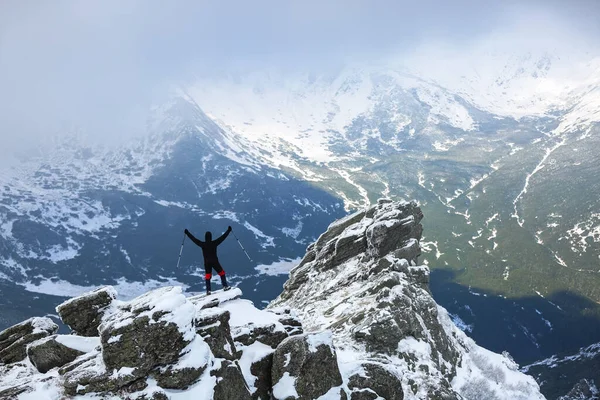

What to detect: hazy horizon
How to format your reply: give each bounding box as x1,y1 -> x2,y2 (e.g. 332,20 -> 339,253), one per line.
1,0 -> 599,157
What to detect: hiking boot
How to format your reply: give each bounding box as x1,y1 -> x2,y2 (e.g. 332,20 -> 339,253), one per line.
223,286 -> 231,291
206,290 -> 212,296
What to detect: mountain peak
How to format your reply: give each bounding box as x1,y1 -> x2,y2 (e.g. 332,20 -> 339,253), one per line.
270,199 -> 545,399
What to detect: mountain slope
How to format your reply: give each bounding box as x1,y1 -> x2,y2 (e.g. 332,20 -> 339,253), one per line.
0,96 -> 345,330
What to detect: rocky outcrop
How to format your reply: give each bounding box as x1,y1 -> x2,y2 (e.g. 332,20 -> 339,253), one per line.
56,286 -> 116,336
26,336 -> 85,373
270,199 -> 545,400
99,286 -> 195,375
0,200 -> 546,400
559,379 -> 599,400
0,317 -> 58,364
0,286 -> 306,399
272,331 -> 343,400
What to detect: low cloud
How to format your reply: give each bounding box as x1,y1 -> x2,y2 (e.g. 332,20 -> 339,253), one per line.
0,0 -> 598,157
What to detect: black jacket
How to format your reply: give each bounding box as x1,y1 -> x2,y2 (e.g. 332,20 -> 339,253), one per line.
185,227 -> 231,265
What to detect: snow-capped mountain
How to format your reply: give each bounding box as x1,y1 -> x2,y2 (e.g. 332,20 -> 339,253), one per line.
1,47 -> 599,392
181,51 -> 600,364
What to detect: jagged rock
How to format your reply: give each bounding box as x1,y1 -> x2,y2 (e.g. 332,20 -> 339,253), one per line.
365,203 -> 423,262
62,352 -> 141,396
0,383 -> 29,399
195,308 -> 237,360
59,351 -> 98,375
234,323 -> 289,349
56,286 -> 116,337
126,390 -> 169,400
268,307 -> 304,336
270,200 -> 544,400
316,209 -> 367,250
0,317 -> 58,364
26,335 -> 85,373
98,286 -> 196,376
152,335 -> 211,390
212,360 -> 252,400
559,379 -> 600,400
348,363 -> 404,400
271,331 -> 343,400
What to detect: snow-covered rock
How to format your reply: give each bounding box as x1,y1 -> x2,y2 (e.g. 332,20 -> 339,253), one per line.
26,335 -> 88,373
0,200 -> 548,399
272,331 -> 344,400
56,286 -> 116,337
270,200 -> 545,400
0,286 -> 303,399
0,317 -> 58,364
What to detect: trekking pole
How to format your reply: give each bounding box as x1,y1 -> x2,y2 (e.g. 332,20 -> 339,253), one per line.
232,229 -> 253,262
176,232 -> 186,269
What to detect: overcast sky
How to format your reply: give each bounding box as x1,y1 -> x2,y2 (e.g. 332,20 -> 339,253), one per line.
1,0 -> 599,157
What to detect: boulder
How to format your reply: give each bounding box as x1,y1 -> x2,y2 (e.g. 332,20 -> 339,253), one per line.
212,360 -> 252,400
56,286 -> 116,336
195,308 -> 237,360
0,317 -> 58,364
27,335 -> 85,373
98,286 -> 196,376
271,331 -> 343,400
348,363 -> 404,400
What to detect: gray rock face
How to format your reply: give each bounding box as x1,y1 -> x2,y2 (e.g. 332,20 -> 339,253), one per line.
62,352 -> 141,396
26,336 -> 85,373
153,364 -> 206,390
195,308 -> 237,360
271,331 -> 343,400
56,287 -> 116,337
348,363 -> 404,400
234,323 -> 289,349
0,317 -> 58,364
98,287 -> 194,375
151,336 -> 212,390
249,354 -> 274,400
212,360 -> 252,400
268,307 -> 304,336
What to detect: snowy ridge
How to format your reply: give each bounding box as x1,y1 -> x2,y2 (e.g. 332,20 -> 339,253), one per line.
270,200 -> 544,400
187,51 -> 600,176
